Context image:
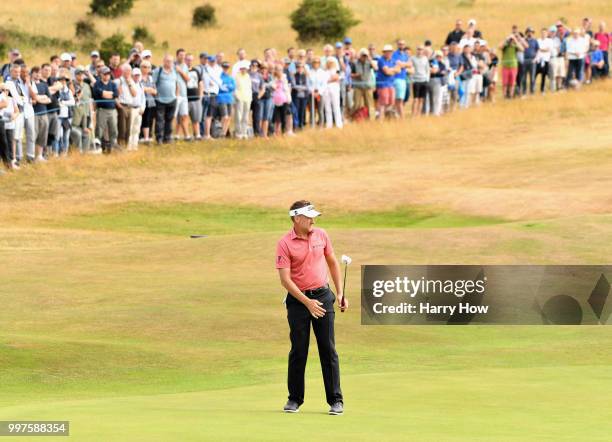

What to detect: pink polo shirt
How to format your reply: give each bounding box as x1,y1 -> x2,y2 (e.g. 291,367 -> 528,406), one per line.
276,227 -> 334,291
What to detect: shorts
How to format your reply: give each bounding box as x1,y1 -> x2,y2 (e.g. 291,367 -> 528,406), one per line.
393,78 -> 407,101
202,95 -> 217,119
376,87 -> 394,106
273,103 -> 291,123
468,74 -> 483,94
188,100 -> 202,123
174,96 -> 189,117
502,67 -> 518,87
552,57 -> 566,78
216,103 -> 232,118
412,82 -> 428,99
35,115 -> 49,147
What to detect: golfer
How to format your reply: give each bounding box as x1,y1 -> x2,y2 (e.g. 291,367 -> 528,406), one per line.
276,200 -> 347,415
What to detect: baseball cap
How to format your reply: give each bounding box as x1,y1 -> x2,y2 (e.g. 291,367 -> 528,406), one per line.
283,57 -> 291,64
101,66 -> 111,74
221,61 -> 230,68
132,67 -> 142,76
359,48 -> 368,56
238,60 -> 249,70
468,19 -> 476,26
289,204 -> 321,218
141,49 -> 152,58
343,37 -> 352,44
549,26 -> 557,32
75,66 -> 86,75
526,26 -> 534,32
382,44 -> 393,52
335,42 -> 343,49
199,51 -> 208,58
90,50 -> 100,57
60,53 -> 71,62
129,48 -> 140,56
208,55 -> 216,62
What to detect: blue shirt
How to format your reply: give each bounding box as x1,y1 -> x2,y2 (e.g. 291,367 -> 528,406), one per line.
591,49 -> 603,64
217,73 -> 235,105
92,80 -> 118,109
376,56 -> 396,88
524,38 -> 540,60
447,53 -> 463,71
392,49 -> 409,80
153,67 -> 178,104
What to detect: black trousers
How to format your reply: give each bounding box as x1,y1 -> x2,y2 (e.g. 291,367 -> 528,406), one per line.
0,120 -> 9,166
286,286 -> 343,406
155,100 -> 176,143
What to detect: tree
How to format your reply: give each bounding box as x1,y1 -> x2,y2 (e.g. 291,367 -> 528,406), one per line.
99,33 -> 131,62
290,0 -> 359,43
90,0 -> 134,18
192,3 -> 216,28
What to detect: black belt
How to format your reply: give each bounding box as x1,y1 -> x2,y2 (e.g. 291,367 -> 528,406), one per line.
303,284 -> 329,297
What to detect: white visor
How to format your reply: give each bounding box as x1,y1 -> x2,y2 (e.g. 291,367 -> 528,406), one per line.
289,205 -> 321,218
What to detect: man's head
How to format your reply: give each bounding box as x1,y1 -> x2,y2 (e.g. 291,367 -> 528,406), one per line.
121,63 -> 132,78
176,48 -> 186,63
30,66 -> 41,81
455,19 -> 462,30
60,52 -> 71,68
9,64 -> 21,80
90,50 -> 100,63
186,53 -> 194,68
397,39 -> 406,51
382,44 -> 393,59
9,49 -> 20,63
289,200 -> 320,233
237,48 -> 246,60
75,68 -> 85,82
41,63 -> 51,79
109,53 -> 120,68
163,54 -> 174,70
100,66 -> 112,81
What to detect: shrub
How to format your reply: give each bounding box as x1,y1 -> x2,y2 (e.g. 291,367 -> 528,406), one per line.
192,4 -> 216,28
132,25 -> 155,45
90,0 -> 134,18
290,0 -> 359,43
75,18 -> 99,41
99,33 -> 131,62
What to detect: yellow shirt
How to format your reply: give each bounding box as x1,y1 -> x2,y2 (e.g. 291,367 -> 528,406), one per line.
235,72 -> 252,102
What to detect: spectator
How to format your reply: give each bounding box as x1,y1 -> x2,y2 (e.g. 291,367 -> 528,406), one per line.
566,28 -> 587,85
551,25 -> 567,91
310,57 -> 327,127
589,40 -> 605,79
445,19 -> 465,46
594,22 -> 610,77
140,60 -> 157,144
467,19 -> 483,39
290,61 -> 309,130
231,49 -> 248,78
9,63 -> 39,162
217,61 -> 235,137
271,65 -> 293,135
31,66 -> 51,159
41,63 -> 61,157
249,60 -> 264,136
234,60 -> 252,139
186,53 -> 203,140
71,68 -> 96,153
430,50 -> 447,116
0,84 -> 14,170
409,45 -> 430,116
259,62 -> 275,138
376,45 -> 399,119
92,67 -> 119,152
108,53 -> 122,79
322,58 -> 342,129
116,64 -> 137,146
522,27 -> 540,95
174,49 -> 191,140
392,40 -> 411,118
1,49 -> 22,80
127,68 -> 145,151
500,32 -> 524,99
87,51 -> 100,77
56,74 -> 75,156
351,48 -> 376,120
153,55 -> 179,144
202,55 -> 222,139
535,27 -> 553,93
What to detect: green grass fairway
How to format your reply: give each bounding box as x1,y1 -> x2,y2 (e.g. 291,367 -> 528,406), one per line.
1,83 -> 612,440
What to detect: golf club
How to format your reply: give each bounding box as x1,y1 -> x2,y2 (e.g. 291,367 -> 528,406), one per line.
341,255 -> 352,312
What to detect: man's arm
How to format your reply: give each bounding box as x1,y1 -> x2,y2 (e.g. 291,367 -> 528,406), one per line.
278,268 -> 326,318
325,254 -> 348,311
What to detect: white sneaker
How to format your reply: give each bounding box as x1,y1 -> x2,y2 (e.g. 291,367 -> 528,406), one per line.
11,160 -> 20,170
37,155 -> 47,162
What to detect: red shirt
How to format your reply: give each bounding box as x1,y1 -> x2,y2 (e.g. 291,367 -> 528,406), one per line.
276,227 -> 334,291
595,32 -> 611,51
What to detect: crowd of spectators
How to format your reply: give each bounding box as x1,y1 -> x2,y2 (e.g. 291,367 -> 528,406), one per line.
0,17 -> 610,174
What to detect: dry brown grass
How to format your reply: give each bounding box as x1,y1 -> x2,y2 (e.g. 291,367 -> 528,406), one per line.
3,0 -> 612,64
0,80 -> 611,226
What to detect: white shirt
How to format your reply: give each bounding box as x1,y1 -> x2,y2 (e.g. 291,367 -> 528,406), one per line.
311,68 -> 329,94
117,77 -> 136,105
204,64 -> 222,94
536,38 -> 553,63
134,81 -> 146,110
566,36 -> 585,60
459,37 -> 477,49
58,86 -> 75,118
